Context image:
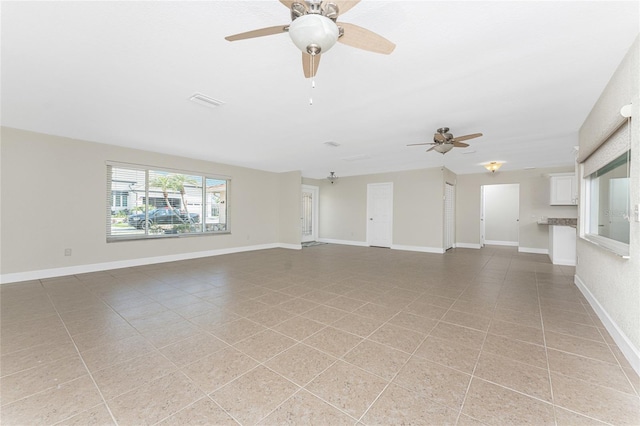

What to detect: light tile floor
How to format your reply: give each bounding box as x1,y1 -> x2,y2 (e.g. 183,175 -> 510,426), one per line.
1,245 -> 639,425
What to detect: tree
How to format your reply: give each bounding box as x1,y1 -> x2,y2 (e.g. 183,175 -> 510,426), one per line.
170,174 -> 198,214
149,175 -> 174,208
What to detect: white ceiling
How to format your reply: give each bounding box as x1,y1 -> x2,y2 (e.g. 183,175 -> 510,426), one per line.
2,1 -> 638,178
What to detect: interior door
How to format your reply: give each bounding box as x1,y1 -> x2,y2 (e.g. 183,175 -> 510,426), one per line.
301,185 -> 319,243
367,183 -> 393,248
444,183 -> 455,250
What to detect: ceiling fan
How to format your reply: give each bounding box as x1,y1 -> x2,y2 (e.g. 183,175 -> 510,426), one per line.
407,127 -> 483,154
224,0 -> 395,78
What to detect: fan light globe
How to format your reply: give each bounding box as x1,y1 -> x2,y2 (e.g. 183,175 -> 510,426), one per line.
289,14 -> 339,55
434,144 -> 454,154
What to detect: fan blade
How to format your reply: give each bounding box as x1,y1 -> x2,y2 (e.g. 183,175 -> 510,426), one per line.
336,22 -> 395,54
279,0 -> 296,9
451,133 -> 482,142
302,53 -> 321,78
452,142 -> 470,148
434,133 -> 446,142
225,25 -> 288,42
426,146 -> 437,152
407,142 -> 436,146
333,1 -> 361,16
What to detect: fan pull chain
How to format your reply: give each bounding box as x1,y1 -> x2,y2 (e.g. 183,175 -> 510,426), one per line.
309,54 -> 315,105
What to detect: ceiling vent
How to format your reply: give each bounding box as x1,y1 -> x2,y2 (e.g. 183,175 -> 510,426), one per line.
324,141 -> 340,147
189,93 -> 224,108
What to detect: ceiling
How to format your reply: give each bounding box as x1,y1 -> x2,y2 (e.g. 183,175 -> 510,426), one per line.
1,1 -> 638,178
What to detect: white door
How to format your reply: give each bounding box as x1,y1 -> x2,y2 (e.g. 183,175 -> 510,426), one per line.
482,184 -> 520,246
301,185 -> 319,243
367,183 -> 393,248
444,183 -> 455,250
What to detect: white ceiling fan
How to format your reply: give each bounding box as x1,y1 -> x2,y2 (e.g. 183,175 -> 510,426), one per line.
407,127 -> 483,154
224,0 -> 395,78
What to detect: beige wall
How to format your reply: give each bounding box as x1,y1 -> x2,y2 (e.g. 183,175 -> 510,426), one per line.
304,168 -> 447,250
278,171 -> 302,246
577,36 -> 639,358
0,127 -> 300,281
456,167 -> 578,250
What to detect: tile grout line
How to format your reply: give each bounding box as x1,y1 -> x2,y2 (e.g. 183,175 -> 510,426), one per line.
42,286 -> 121,426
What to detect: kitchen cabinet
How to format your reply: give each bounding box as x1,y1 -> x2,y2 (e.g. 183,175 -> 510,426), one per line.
550,173 -> 577,205
548,225 -> 577,266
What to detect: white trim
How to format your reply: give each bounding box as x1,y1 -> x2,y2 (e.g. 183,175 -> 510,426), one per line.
484,240 -> 519,247
519,247 -> 549,255
518,247 -> 549,255
574,274 -> 640,376
0,243 -> 300,284
317,238 -> 368,247
549,257 -> 577,266
391,244 -> 445,254
455,243 -> 482,249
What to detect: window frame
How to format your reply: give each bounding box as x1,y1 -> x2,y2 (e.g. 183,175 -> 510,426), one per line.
107,161 -> 230,242
580,151 -> 631,258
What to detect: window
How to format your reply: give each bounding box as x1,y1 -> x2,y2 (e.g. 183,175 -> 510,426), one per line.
584,151 -> 631,256
107,164 -> 229,241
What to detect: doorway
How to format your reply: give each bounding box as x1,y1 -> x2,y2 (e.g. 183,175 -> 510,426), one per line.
301,185 -> 319,243
481,183 -> 520,247
444,182 -> 455,250
367,182 -> 393,248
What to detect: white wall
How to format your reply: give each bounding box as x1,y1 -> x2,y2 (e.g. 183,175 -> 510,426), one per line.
576,36 -> 639,372
0,127 -> 301,282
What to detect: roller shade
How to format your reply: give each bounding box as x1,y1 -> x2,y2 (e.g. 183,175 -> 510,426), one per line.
583,121 -> 631,177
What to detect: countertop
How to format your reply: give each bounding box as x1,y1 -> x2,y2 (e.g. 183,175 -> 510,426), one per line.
537,218 -> 577,228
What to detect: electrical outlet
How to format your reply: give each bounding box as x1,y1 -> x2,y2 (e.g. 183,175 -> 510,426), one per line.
64,248 -> 72,256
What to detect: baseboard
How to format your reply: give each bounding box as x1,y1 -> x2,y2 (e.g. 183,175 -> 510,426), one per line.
391,244 -> 444,254
574,274 -> 640,376
455,243 -> 481,249
550,258 -> 577,266
0,243 -> 300,284
518,247 -> 549,255
317,238 -> 369,247
484,240 -> 519,247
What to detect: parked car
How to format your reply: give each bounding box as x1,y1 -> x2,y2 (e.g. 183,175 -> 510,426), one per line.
127,208 -> 200,229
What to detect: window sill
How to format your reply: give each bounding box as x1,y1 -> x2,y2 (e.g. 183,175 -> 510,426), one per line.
580,234 -> 629,259
108,231 -> 231,243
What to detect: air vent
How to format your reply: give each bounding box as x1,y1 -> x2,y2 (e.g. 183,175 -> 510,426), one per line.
189,93 -> 224,108
324,141 -> 340,147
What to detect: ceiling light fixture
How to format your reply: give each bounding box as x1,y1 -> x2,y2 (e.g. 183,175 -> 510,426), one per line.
327,171 -> 339,184
484,162 -> 503,173
433,144 -> 454,154
288,14 -> 339,56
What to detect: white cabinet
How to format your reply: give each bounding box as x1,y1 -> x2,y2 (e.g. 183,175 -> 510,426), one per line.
548,225 -> 577,266
550,173 -> 577,205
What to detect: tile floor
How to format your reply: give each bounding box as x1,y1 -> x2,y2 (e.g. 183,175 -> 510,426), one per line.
1,244 -> 639,425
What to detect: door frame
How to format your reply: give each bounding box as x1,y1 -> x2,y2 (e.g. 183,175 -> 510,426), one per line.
444,182 -> 455,250
481,183 -> 520,247
301,184 -> 319,242
366,182 -> 394,248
